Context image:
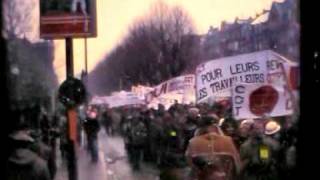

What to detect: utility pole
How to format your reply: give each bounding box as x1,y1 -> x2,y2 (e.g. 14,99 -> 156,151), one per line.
84,37 -> 88,75
65,37 -> 78,180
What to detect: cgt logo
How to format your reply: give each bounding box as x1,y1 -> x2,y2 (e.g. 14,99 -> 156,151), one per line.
249,85 -> 279,116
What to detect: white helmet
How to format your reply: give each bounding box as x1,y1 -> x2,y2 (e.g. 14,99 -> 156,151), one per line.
240,119 -> 254,128
265,120 -> 281,135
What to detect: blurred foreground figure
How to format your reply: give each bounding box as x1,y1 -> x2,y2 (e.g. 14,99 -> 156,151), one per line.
6,129 -> 51,180
186,115 -> 241,180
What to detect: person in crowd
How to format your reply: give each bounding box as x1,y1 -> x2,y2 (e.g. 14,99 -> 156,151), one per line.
140,108 -> 154,162
83,106 -> 101,163
101,105 -> 114,136
125,110 -> 148,170
236,119 -> 255,149
158,112 -> 189,179
59,114 -> 68,159
148,108 -> 165,166
240,119 -> 282,180
29,130 -> 56,180
6,129 -> 51,180
159,112 -> 186,168
186,115 -> 241,180
182,107 -> 201,151
39,111 -> 50,145
280,122 -> 297,179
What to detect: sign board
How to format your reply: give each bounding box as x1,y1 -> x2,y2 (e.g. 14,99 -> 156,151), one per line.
40,0 -> 97,38
195,50 -> 298,103
67,108 -> 78,142
232,84 -> 293,119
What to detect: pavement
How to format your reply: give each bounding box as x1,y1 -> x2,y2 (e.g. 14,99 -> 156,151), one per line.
54,130 -> 159,180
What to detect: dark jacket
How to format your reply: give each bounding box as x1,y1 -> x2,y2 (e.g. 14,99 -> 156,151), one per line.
83,118 -> 100,138
6,148 -> 51,180
240,135 -> 281,180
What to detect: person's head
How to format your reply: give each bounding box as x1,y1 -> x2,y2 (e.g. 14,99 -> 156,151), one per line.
158,103 -> 165,110
220,118 -> 238,137
196,115 -> 222,135
174,100 -> 178,104
9,130 -> 34,149
264,120 -> 281,140
239,119 -> 255,137
188,107 -> 200,119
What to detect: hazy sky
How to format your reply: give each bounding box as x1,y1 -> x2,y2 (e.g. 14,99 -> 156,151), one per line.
48,0 -> 284,83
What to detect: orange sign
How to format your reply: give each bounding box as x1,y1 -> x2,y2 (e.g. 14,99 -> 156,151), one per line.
67,108 -> 78,142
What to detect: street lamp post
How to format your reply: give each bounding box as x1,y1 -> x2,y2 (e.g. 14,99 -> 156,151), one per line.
65,37 -> 78,180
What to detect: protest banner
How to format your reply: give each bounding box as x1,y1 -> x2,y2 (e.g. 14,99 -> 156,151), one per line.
89,91 -> 145,108
195,50 -> 298,103
232,84 -> 293,119
146,74 -> 195,104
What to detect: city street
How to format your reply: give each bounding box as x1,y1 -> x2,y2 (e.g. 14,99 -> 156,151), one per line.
99,131 -> 160,180
55,130 -> 160,180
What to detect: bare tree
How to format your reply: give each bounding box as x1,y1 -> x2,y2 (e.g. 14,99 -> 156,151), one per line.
2,0 -> 36,40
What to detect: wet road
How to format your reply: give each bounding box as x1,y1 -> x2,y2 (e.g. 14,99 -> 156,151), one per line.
99,132 -> 160,180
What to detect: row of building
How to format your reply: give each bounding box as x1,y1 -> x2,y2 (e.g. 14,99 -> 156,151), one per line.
199,0 -> 299,63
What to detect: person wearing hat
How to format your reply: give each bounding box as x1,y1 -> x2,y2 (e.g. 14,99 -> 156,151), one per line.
186,115 -> 241,180
237,119 -> 255,149
239,120 -> 282,180
5,130 -> 51,180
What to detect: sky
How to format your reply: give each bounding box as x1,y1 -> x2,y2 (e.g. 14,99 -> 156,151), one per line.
10,0 -> 284,83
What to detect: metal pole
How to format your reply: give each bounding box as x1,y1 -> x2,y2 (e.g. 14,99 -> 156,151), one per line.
83,37 -> 89,105
65,37 -> 78,180
84,37 -> 88,75
66,38 -> 74,77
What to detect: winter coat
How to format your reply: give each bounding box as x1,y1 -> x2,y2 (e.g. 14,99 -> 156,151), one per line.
240,136 -> 281,180
83,118 -> 100,138
6,148 -> 51,180
128,118 -> 148,146
186,132 -> 241,180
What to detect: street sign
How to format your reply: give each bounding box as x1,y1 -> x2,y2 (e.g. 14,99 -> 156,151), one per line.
40,0 -> 97,39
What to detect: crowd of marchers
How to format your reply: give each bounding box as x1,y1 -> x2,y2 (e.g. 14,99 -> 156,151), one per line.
5,100 -> 297,180
81,100 -> 297,180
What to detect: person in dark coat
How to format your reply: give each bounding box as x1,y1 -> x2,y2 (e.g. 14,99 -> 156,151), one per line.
101,106 -> 114,135
240,120 -> 282,180
83,106 -> 101,163
182,107 -> 200,151
6,130 -> 51,180
126,112 -> 148,170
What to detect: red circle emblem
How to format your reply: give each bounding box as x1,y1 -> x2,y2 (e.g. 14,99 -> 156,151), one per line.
249,85 -> 279,116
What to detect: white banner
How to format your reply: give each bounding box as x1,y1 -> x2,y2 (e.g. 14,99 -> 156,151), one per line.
195,50 -> 298,103
146,74 -> 195,104
89,91 -> 145,108
232,84 -> 293,119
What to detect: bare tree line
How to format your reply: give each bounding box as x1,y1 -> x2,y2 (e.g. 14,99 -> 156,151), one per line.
89,1 -> 201,95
